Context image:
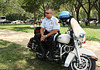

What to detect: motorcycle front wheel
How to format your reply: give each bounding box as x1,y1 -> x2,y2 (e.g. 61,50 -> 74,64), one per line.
69,56 -> 96,70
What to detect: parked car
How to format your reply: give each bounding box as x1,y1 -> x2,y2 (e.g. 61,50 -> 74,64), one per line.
11,20 -> 23,24
96,21 -> 98,23
2,20 -> 11,24
90,20 -> 95,23
79,21 -> 84,24
27,19 -> 34,24
0,16 -> 6,24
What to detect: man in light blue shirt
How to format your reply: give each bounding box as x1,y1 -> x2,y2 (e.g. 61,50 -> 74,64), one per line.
34,9 -> 60,60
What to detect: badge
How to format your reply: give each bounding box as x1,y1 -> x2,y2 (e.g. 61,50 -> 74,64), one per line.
56,21 -> 58,23
51,22 -> 53,24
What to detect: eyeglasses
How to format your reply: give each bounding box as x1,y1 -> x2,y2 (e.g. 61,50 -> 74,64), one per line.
45,12 -> 51,14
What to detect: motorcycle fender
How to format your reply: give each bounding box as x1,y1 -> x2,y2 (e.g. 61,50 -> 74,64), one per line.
64,48 -> 98,67
64,49 -> 76,67
79,48 -> 98,60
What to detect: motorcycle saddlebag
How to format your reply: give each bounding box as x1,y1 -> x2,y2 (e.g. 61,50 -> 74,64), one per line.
34,27 -> 41,34
27,37 -> 35,48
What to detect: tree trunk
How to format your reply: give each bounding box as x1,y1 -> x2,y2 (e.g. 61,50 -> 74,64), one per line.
44,9 -> 45,17
87,13 -> 90,26
71,6 -> 73,15
33,2 -> 36,24
98,11 -> 100,23
76,9 -> 80,24
18,14 -> 20,20
43,3 -> 45,17
20,14 -> 22,24
99,2 -> 100,23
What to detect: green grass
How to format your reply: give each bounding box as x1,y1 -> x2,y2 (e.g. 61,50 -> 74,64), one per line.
0,24 -> 35,33
0,24 -> 100,42
0,39 -> 67,70
81,24 -> 100,42
0,24 -> 99,69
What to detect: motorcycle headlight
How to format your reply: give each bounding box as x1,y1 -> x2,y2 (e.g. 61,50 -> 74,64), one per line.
79,33 -> 86,44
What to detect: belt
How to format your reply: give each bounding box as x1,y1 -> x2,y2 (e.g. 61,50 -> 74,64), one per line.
45,30 -> 60,34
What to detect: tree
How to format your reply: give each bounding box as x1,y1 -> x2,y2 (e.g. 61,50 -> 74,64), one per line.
94,0 -> 100,23
77,0 -> 98,26
0,0 -> 11,15
21,0 -> 41,24
79,8 -> 86,21
38,0 -> 67,18
37,0 -> 50,18
0,0 -> 26,21
72,0 -> 82,23
50,0 -> 70,18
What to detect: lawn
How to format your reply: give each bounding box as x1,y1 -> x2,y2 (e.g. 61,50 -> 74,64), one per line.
0,39 -> 66,70
81,24 -> 100,42
0,24 -> 100,42
0,24 -> 34,33
0,24 -> 100,70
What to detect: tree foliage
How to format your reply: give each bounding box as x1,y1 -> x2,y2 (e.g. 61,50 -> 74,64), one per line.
94,0 -> 100,23
77,0 -> 98,25
0,0 -> 99,25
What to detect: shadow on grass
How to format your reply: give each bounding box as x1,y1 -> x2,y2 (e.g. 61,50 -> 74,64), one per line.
0,24 -> 34,33
26,58 -> 67,70
86,36 -> 100,43
60,23 -> 100,30
82,26 -> 100,29
0,24 -> 32,26
0,39 -> 67,70
80,24 -> 100,29
12,27 -> 34,32
0,27 -> 34,33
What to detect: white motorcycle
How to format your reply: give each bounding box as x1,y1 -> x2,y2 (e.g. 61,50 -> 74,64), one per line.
27,11 -> 98,70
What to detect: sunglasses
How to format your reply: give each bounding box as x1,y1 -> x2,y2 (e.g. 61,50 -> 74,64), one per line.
45,12 -> 51,14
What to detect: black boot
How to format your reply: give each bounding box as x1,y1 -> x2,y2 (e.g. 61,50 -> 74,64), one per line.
48,48 -> 54,61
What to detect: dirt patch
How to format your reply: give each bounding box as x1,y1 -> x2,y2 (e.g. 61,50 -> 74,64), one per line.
0,29 -> 100,69
0,29 -> 34,46
82,41 -> 100,68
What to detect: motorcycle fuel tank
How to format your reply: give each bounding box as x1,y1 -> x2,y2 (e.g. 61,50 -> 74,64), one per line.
57,34 -> 71,44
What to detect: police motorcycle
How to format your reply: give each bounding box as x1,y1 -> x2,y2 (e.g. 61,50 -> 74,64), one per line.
27,11 -> 97,70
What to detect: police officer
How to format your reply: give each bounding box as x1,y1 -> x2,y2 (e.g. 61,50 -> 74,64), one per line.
35,9 -> 60,60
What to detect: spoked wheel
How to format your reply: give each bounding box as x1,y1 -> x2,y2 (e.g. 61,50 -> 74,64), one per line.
36,52 -> 45,60
36,46 -> 46,60
69,56 -> 96,70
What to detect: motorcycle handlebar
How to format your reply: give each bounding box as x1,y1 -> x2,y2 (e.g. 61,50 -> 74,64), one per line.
58,20 -> 69,24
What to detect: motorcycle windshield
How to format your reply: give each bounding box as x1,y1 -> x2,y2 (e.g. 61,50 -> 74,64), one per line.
70,18 -> 86,38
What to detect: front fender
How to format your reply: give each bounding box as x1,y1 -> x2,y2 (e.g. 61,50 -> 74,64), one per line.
79,48 -> 98,60
64,48 -> 97,67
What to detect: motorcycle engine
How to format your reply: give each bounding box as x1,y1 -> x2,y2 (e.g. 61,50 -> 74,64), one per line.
53,43 -> 74,62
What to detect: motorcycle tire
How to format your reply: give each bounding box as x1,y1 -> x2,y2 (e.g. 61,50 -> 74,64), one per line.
36,47 -> 46,60
68,55 -> 96,70
36,52 -> 46,60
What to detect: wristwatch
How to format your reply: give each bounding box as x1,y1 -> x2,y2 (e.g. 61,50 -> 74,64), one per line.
45,35 -> 47,38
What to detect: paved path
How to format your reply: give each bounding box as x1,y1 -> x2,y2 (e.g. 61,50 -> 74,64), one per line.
0,29 -> 100,69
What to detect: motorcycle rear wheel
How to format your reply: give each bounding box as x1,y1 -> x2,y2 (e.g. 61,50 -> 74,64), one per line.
36,52 -> 45,60
36,47 -> 46,60
69,56 -> 96,70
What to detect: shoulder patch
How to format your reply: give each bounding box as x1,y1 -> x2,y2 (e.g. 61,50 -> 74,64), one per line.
51,22 -> 53,24
56,21 -> 58,23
